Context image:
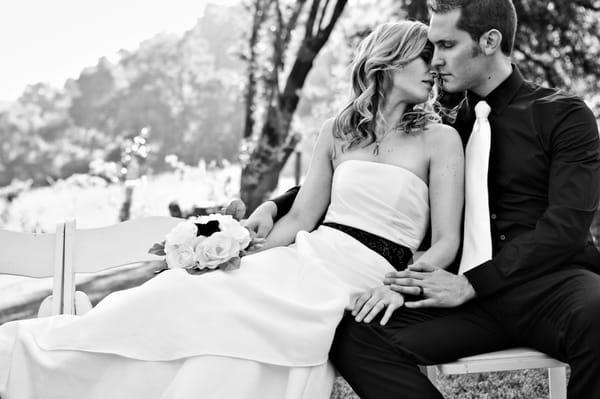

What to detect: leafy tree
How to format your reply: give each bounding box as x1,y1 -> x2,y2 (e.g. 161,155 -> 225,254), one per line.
0,4 -> 247,189
0,84 -> 75,186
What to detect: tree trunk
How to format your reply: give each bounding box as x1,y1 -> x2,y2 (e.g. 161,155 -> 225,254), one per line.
240,158 -> 285,213
240,0 -> 348,214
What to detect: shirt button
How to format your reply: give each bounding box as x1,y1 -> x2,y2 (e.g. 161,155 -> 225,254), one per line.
499,234 -> 506,241
490,214 -> 497,220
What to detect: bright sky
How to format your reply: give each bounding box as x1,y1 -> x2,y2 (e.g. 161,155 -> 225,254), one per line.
0,0 -> 239,102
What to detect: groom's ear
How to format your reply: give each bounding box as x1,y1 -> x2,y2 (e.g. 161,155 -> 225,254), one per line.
479,29 -> 503,56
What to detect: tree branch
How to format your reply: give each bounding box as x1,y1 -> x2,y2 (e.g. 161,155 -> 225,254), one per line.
316,0 -> 331,31
282,1 -> 307,50
274,0 -> 284,72
318,0 -> 347,39
305,0 -> 321,39
242,0 -> 273,138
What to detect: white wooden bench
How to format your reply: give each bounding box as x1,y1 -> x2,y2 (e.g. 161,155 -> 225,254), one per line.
59,217 -> 182,315
426,349 -> 567,398
0,221 -> 67,317
408,250 -> 569,398
1,217 -> 568,397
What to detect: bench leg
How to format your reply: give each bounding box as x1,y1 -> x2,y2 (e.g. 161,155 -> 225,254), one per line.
548,367 -> 567,399
421,365 -> 438,385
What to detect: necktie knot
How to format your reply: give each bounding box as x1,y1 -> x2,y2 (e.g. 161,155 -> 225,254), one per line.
475,101 -> 491,119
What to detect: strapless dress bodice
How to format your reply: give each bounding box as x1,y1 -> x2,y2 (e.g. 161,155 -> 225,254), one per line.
323,160 -> 430,252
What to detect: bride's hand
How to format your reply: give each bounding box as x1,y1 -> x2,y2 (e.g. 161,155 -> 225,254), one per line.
240,201 -> 277,239
242,234 -> 266,255
351,286 -> 404,326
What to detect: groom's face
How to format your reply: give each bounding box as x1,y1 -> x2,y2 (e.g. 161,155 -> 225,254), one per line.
428,9 -> 487,93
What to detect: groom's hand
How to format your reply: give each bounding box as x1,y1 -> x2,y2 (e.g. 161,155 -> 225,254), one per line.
351,286 -> 404,326
384,262 -> 476,308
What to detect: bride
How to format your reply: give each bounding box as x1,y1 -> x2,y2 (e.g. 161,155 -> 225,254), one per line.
0,20 -> 463,399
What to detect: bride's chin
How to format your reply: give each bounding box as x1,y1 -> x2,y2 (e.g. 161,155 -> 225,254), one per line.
414,93 -> 430,104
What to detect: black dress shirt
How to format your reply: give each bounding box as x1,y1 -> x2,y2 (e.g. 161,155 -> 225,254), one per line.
459,66 -> 600,297
270,66 -> 600,297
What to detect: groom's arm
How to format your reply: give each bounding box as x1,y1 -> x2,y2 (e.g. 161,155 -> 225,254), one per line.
241,186 -> 301,239
271,186 -> 300,221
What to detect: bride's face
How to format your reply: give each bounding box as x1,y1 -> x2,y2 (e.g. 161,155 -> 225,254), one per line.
389,56 -> 435,104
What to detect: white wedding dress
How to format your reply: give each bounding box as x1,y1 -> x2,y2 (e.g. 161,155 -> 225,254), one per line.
0,160 -> 429,399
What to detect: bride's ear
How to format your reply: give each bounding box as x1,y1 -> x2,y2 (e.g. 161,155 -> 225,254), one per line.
479,29 -> 502,56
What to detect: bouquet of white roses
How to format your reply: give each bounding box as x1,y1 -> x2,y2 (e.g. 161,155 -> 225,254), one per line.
149,214 -> 255,274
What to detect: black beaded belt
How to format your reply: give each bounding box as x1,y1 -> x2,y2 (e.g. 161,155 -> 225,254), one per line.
322,222 -> 412,271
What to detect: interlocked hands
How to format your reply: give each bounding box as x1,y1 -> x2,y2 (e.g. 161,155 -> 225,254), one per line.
383,262 -> 476,308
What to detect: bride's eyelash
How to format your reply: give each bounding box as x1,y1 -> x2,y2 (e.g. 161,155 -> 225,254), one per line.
420,41 -> 434,63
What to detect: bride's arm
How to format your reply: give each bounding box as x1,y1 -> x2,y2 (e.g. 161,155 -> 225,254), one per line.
258,120 -> 335,250
414,124 -> 464,269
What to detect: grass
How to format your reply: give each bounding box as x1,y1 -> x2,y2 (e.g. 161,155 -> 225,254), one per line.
332,369 -> 555,398
1,166 -> 244,232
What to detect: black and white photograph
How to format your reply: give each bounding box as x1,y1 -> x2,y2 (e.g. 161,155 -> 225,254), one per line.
1,0 -> 599,398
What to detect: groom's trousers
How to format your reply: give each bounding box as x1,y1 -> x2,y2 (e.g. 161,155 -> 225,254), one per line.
329,268 -> 600,399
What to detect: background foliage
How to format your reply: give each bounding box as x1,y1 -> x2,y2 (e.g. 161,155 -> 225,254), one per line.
0,5 -> 245,187
0,0 -> 599,237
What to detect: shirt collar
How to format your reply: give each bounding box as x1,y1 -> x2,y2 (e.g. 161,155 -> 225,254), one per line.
466,64 -> 524,115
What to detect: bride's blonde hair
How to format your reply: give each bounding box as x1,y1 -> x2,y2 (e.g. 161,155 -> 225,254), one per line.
333,21 -> 440,152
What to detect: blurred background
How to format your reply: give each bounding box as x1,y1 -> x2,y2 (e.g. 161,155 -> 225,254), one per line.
0,0 -> 599,234
0,1 -> 599,397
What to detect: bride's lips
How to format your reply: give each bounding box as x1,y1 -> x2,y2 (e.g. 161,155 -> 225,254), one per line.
433,72 -> 449,87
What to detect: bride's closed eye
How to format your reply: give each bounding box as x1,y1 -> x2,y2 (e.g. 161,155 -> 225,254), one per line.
420,41 -> 434,64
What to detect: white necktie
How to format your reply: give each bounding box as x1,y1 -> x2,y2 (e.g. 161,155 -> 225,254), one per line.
459,101 -> 492,274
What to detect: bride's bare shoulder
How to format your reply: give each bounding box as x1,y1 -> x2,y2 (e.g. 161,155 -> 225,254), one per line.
422,123 -> 462,154
312,118 -> 338,157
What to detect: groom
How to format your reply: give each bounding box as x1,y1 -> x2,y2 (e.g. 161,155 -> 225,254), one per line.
233,0 -> 600,397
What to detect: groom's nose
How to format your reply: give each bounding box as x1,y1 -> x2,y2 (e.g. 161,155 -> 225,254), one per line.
431,48 -> 444,68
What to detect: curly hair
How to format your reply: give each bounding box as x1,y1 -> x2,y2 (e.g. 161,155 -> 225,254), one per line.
333,21 -> 441,154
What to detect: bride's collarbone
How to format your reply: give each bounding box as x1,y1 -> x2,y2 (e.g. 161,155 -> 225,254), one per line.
334,153 -> 428,183
333,135 -> 429,181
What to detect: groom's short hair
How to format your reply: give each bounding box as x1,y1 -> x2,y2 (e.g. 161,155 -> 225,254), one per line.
428,0 -> 517,56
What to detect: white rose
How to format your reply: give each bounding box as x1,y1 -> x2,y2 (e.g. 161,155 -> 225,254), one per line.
165,221 -> 197,246
164,244 -> 196,269
194,232 -> 241,269
192,214 -> 215,225
214,214 -> 252,249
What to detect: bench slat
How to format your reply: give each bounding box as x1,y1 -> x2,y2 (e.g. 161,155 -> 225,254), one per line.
437,348 -> 567,374
67,216 -> 182,274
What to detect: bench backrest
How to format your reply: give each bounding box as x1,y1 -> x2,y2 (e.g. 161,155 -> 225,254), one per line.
1,216 -> 182,317
0,222 -> 67,316
61,216 -> 182,314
